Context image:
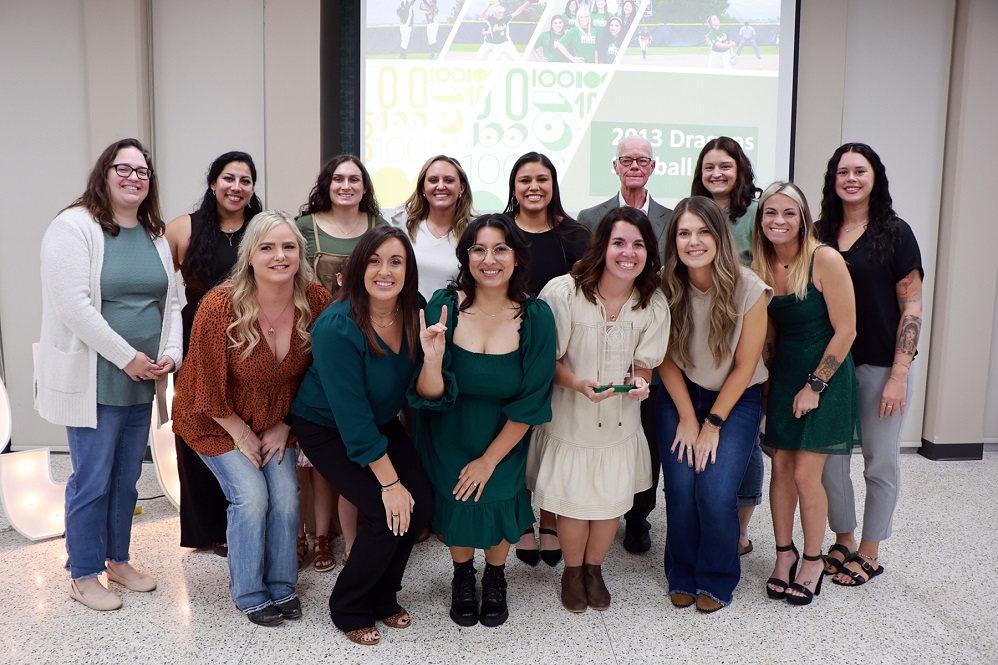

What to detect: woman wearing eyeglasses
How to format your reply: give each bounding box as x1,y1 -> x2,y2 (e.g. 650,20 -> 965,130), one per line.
503,152 -> 591,566
37,138 -> 182,611
165,151 -> 263,557
411,214 -> 556,628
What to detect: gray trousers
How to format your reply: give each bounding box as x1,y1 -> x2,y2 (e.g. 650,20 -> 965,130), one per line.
821,364 -> 910,542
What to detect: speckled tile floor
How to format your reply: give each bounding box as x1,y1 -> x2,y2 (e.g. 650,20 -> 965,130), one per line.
1,451 -> 995,665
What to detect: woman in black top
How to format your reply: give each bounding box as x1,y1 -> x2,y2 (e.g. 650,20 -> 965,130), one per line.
816,143 -> 923,587
166,151 -> 263,552
503,151 -> 590,567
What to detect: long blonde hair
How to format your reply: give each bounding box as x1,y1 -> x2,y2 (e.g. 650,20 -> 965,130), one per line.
661,197 -> 742,369
225,210 -> 317,359
751,181 -> 821,300
403,155 -> 474,241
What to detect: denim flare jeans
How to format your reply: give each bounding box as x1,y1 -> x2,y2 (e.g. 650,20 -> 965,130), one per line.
200,447 -> 300,613
657,378 -> 763,606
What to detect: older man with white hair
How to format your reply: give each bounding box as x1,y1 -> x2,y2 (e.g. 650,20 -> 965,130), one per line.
577,135 -> 672,554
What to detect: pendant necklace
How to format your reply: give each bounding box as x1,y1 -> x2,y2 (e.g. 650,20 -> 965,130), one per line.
260,300 -> 293,337
842,222 -> 868,233
477,300 -> 510,321
371,306 -> 400,329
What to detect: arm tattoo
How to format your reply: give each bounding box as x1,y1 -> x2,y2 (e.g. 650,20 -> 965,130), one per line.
896,314 -> 921,356
896,271 -> 922,304
815,354 -> 840,382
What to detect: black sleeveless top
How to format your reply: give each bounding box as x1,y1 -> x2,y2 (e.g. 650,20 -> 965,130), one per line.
180,210 -> 246,354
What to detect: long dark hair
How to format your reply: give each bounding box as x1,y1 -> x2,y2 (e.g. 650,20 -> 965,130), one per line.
453,214 -> 532,317
817,142 -> 900,263
502,152 -> 583,235
299,155 -> 380,218
571,206 -> 662,310
66,138 -> 164,237
340,226 -> 420,360
184,151 -> 263,290
691,136 -> 761,223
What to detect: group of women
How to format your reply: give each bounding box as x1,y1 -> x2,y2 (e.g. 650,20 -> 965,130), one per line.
37,135 -> 921,643
532,0 -> 637,65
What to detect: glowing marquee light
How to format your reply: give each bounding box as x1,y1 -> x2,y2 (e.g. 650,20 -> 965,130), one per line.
0,448 -> 68,541
149,375 -> 180,510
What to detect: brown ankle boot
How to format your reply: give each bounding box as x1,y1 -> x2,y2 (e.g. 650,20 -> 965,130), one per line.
583,564 -> 611,610
561,566 -> 587,613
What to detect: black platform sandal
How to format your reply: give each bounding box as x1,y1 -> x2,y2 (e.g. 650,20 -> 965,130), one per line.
786,553 -> 825,606
832,552 -> 884,587
766,543 -> 799,600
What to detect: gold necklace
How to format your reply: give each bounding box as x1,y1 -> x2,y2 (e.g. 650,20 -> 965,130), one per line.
596,288 -> 623,322
842,222 -> 868,233
476,300 -> 510,321
371,306 -> 400,329
260,299 -> 293,336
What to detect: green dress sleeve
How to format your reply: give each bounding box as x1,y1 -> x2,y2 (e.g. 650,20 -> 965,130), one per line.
501,297 -> 556,425
406,287 -> 460,411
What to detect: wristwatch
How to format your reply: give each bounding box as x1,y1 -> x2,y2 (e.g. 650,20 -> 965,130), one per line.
806,373 -> 828,394
704,413 -> 725,429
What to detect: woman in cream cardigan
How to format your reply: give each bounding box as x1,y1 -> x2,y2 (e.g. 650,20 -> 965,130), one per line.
36,138 -> 182,611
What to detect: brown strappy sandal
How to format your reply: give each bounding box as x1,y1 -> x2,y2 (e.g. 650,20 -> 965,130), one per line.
380,609 -> 411,629
296,533 -> 309,570
313,535 -> 335,572
344,627 -> 380,646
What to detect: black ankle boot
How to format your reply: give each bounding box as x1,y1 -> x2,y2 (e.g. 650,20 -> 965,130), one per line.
450,559 -> 478,626
480,563 -> 509,627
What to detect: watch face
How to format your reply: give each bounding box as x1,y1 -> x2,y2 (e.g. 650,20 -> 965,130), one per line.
706,414 -> 723,427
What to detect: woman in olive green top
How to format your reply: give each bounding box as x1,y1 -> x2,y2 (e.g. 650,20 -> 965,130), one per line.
295,154 -> 387,570
296,154 -> 387,298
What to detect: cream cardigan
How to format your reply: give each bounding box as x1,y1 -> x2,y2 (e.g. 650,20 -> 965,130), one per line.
35,206 -> 183,428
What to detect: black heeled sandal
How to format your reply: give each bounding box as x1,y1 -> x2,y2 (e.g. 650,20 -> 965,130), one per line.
766,543 -> 799,600
539,527 -> 562,567
515,526 -> 540,567
786,553 -> 825,606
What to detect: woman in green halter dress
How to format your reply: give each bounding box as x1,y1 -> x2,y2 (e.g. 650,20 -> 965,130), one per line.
751,182 -> 860,607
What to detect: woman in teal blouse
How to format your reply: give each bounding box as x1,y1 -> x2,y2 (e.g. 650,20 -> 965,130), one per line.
292,226 -> 432,646
411,214 -> 556,628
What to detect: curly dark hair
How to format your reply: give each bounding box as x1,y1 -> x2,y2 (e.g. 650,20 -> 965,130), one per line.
691,136 -> 761,224
817,142 -> 900,263
453,214 -> 532,318
299,155 -> 380,218
66,138 -> 164,237
183,151 -> 263,291
340,226 -> 420,360
571,206 -> 662,310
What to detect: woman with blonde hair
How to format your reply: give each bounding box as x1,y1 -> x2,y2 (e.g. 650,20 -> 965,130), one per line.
172,210 -> 332,626
398,155 -> 473,300
752,182 -> 859,607
657,196 -> 770,612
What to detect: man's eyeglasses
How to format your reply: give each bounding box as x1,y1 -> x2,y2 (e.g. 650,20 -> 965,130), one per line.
616,156 -> 652,168
111,164 -> 153,180
468,244 -> 513,261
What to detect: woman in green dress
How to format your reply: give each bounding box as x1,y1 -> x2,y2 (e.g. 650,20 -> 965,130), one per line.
410,214 -> 556,628
752,182 -> 859,607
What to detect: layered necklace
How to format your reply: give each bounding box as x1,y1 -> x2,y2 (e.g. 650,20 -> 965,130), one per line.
371,306 -> 401,329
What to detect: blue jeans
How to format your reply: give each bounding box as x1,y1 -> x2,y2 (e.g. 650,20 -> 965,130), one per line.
65,402 -> 152,580
200,448 -> 300,613
736,434 -> 764,507
658,378 -> 762,605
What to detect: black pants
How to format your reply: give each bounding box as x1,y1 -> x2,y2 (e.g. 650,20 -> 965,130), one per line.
175,433 -> 228,548
295,415 -> 433,632
625,384 -> 661,523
